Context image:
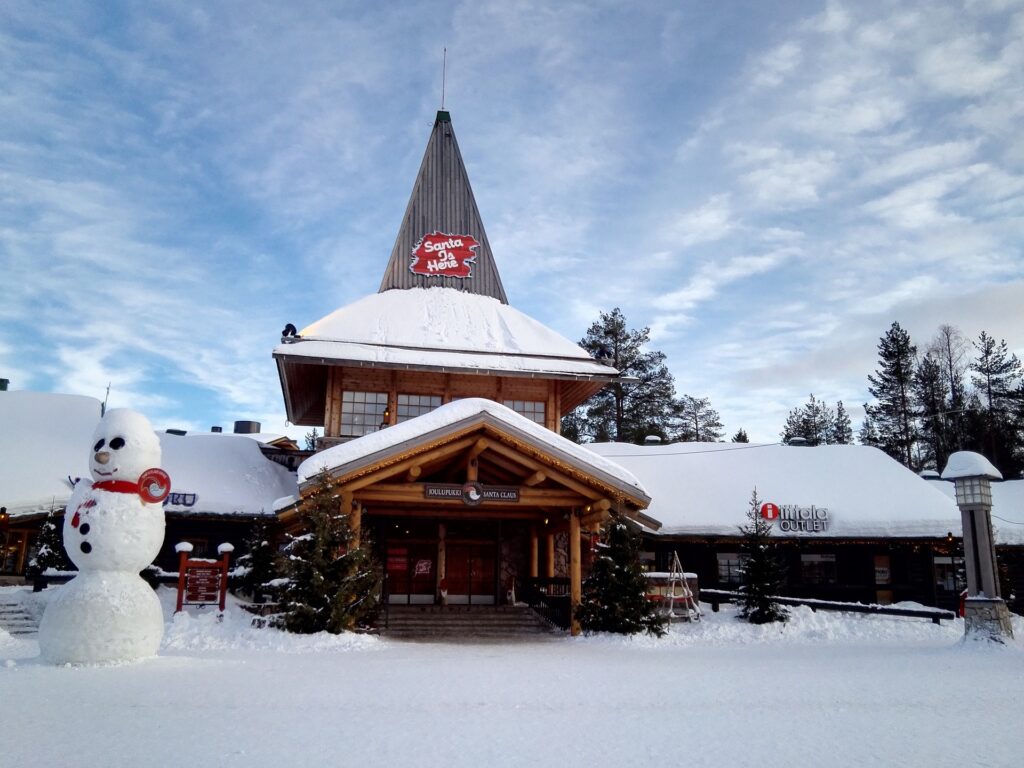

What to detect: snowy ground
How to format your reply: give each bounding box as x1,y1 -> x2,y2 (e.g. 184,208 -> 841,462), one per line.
2,586 -> 1022,768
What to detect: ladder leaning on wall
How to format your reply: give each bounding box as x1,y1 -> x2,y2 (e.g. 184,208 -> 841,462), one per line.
666,550 -> 701,623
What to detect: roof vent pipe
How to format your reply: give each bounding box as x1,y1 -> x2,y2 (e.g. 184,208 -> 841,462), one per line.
211,426 -> 223,433
234,420 -> 261,434
786,437 -> 808,447
643,435 -> 663,445
0,378 -> 8,391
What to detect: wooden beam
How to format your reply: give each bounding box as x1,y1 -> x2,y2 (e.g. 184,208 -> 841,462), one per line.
437,523 -> 446,603
468,438 -> 490,460
350,501 -> 362,549
546,533 -> 555,579
341,436 -> 478,491
357,507 -> 547,521
355,485 -> 586,506
486,440 -> 602,501
524,470 -> 546,487
580,509 -> 611,528
570,511 -> 582,637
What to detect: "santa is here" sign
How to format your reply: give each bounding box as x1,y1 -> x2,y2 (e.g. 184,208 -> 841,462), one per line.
410,232 -> 480,278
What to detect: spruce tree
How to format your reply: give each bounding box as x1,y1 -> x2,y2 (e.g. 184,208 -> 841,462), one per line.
577,519 -> 667,636
831,401 -> 854,445
731,428 -> 750,443
866,322 -> 918,468
858,404 -> 881,448
276,472 -> 381,633
562,308 -> 676,444
672,394 -> 724,442
969,331 -> 1023,475
913,353 -> 952,471
236,518 -> 280,603
780,394 -> 837,445
26,509 -> 69,584
738,489 -> 788,624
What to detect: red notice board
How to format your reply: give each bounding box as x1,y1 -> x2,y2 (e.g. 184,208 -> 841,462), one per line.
175,542 -> 233,612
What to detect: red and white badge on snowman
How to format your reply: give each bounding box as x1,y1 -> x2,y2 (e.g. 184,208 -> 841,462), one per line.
138,468 -> 171,504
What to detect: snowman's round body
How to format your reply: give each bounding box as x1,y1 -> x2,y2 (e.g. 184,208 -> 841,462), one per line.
39,409 -> 167,664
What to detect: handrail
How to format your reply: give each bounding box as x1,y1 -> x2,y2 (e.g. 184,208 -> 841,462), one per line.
701,589 -> 957,625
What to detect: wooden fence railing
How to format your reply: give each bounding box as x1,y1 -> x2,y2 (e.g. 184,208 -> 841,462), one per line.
700,589 -> 957,625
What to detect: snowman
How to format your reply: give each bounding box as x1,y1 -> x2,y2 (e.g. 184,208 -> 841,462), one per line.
39,409 -> 169,664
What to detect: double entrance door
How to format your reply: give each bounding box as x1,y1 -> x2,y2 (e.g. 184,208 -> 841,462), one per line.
445,543 -> 496,605
386,541 -> 496,605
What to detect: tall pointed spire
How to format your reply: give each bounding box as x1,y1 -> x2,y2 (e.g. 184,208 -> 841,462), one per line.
378,111 -> 508,303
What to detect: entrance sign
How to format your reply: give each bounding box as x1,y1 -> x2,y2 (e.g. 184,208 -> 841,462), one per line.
410,232 -> 480,278
174,541 -> 233,612
762,503 -> 830,533
424,483 -> 520,506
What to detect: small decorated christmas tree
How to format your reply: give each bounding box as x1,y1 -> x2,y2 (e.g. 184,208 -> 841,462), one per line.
275,472 -> 381,634
577,518 -> 666,636
738,489 -> 788,624
236,518 -> 280,604
26,508 -> 70,588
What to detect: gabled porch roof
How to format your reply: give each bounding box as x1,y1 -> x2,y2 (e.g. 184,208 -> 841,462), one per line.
288,398 -> 657,529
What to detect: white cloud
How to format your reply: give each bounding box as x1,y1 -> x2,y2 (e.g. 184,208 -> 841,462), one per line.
666,194 -> 736,248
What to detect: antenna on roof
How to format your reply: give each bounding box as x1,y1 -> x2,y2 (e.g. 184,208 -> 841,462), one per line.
441,47 -> 447,109
101,382 -> 111,416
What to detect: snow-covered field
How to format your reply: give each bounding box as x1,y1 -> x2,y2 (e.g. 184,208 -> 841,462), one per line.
2,586 -> 1022,768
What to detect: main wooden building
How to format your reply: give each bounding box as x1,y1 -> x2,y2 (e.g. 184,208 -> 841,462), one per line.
272,111 -> 655,634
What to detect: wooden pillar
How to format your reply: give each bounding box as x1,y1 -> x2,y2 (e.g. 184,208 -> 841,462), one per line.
546,532 -> 556,578
529,525 -> 539,578
569,510 -> 582,636
437,523 -> 447,604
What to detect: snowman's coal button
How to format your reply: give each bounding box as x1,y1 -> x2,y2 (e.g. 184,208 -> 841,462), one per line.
80,542 -> 92,554
80,523 -> 91,535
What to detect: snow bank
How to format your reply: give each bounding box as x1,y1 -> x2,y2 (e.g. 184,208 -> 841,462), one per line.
157,588 -> 380,654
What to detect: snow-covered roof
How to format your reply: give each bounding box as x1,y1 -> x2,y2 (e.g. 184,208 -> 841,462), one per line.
298,398 -> 648,504
585,442 -> 966,541
159,433 -> 297,517
275,287 -> 615,379
0,391 -> 101,517
0,390 -> 296,520
940,451 -> 1003,480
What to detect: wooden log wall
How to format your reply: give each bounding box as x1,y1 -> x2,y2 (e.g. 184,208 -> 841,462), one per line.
324,367 -> 563,437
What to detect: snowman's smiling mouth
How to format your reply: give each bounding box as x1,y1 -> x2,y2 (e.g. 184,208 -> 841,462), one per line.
94,468 -> 115,476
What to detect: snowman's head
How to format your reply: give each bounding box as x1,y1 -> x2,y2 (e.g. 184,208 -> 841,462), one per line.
89,409 -> 161,484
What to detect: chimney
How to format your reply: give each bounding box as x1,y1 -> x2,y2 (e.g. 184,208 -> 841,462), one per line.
233,420 -> 261,434
211,426 -> 223,433
0,378 -> 8,391
643,435 -> 663,446
166,429 -> 187,436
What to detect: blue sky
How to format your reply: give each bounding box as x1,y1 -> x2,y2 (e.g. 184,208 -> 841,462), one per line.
2,0 -> 1023,442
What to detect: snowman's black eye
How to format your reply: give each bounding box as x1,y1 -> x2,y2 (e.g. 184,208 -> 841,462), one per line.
93,439 -> 105,452
110,437 -> 126,450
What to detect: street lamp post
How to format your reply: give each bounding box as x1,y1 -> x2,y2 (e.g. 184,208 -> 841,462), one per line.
941,451 -> 1014,642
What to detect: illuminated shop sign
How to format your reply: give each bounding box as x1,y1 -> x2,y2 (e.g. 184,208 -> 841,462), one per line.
424,482 -> 520,506
761,502 -> 830,533
410,232 -> 480,278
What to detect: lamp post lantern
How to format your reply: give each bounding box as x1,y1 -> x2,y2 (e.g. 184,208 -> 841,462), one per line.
941,451 -> 1014,641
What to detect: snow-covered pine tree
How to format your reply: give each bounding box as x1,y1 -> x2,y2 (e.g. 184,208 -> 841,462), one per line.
731,428 -> 750,443
576,519 -> 666,636
275,472 -> 381,633
738,489 -> 788,624
236,518 -> 280,603
26,508 -> 69,587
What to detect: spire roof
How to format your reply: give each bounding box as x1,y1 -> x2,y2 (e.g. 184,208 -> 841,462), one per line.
378,111 -> 508,303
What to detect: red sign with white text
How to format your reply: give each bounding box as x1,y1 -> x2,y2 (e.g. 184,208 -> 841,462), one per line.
410,232 -> 480,278
760,502 -> 780,520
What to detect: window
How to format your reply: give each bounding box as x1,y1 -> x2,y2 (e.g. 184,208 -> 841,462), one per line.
341,391 -> 388,437
717,552 -> 747,585
396,394 -> 441,423
934,556 -> 965,592
801,554 -> 837,585
503,400 -> 545,425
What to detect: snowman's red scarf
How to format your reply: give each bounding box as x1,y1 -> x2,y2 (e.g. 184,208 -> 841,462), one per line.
93,479 -> 139,495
